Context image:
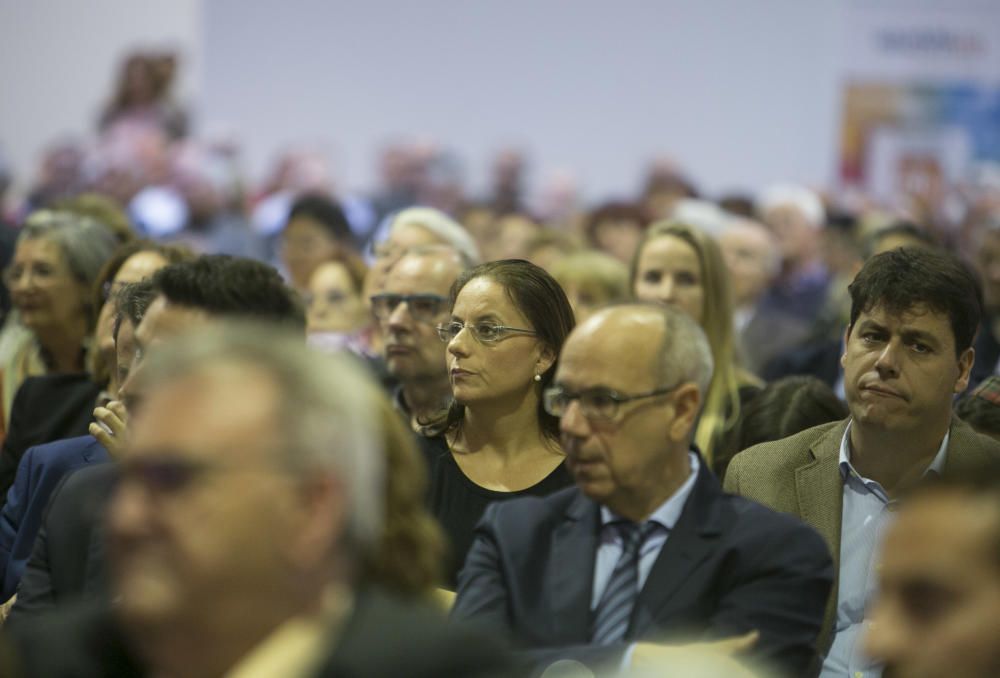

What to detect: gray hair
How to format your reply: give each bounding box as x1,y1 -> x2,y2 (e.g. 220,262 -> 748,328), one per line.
648,303 -> 714,396
20,210 -> 119,288
138,322 -> 384,549
758,183 -> 825,230
389,207 -> 480,265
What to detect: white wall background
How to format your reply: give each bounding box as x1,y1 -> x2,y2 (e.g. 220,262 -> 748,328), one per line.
4,1 -> 994,206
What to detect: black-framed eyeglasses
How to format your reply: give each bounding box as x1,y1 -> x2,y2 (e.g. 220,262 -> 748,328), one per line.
371,293 -> 449,323
542,383 -> 680,421
436,321 -> 537,345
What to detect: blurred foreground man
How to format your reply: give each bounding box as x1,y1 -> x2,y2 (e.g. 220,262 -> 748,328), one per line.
10,325 -> 507,677
864,462 -> 1000,678
726,247 -> 1000,676
452,304 -> 832,677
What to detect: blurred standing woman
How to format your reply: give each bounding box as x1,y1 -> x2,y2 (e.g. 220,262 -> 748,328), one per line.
0,211 -> 117,432
631,220 -> 761,471
425,260 -> 575,587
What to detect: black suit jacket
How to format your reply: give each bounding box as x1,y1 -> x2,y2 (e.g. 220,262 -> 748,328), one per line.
0,374 -> 102,507
7,462 -> 116,624
8,588 -> 512,678
451,459 -> 834,677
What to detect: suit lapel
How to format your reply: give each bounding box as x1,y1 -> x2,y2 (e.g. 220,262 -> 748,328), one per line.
548,492 -> 600,643
629,461 -> 721,638
794,422 -> 845,569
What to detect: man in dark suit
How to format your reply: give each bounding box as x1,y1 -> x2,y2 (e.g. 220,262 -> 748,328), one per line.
8,324 -> 508,677
452,303 -> 833,677
725,247 -> 1000,677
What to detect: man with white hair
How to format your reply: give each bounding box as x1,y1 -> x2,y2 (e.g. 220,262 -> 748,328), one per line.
10,324 -> 508,677
719,217 -> 810,376
758,183 -> 830,322
452,303 -> 832,677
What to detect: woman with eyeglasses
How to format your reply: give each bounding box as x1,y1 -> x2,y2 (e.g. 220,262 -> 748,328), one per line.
424,259 -> 575,588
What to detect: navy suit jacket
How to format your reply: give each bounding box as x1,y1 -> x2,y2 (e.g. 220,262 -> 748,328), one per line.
0,435 -> 109,600
451,459 -> 834,677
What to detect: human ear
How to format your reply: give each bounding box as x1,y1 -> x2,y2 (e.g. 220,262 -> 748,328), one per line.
954,347 -> 975,394
534,345 -> 557,380
668,383 -> 701,443
840,325 -> 852,369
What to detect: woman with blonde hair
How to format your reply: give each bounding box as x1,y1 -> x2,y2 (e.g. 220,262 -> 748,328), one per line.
630,220 -> 760,469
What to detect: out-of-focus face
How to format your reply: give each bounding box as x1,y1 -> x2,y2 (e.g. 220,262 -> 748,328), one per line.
281,216 -> 341,290
719,224 -> 775,308
555,309 -> 692,511
377,253 -> 458,383
761,204 -> 815,265
96,251 -> 170,386
108,365 -> 310,633
305,261 -> 365,334
633,235 -> 705,326
593,218 -> 643,264
560,282 -> 609,325
977,230 -> 1000,313
7,237 -> 87,337
364,223 -> 440,298
841,304 -> 972,435
865,491 -> 1000,678
490,215 -> 540,261
118,296 -> 209,410
446,277 -> 551,407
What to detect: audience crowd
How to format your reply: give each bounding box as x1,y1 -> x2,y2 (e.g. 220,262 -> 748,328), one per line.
1,49 -> 1000,677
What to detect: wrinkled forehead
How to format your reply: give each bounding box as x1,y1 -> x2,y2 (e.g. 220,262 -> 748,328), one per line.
558,312 -> 662,389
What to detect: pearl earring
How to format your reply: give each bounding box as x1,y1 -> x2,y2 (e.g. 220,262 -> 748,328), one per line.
533,374 -> 542,382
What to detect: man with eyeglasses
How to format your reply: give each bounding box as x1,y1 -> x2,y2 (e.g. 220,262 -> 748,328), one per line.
452,303 -> 833,677
372,246 -> 466,440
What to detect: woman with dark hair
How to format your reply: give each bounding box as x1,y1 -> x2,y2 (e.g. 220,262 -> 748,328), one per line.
424,259 -> 575,588
716,376 -> 847,480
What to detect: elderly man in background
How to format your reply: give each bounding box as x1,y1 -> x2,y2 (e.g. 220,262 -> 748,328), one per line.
453,303 -> 833,677
757,183 -> 830,324
9,324 -> 507,677
719,217 -> 810,377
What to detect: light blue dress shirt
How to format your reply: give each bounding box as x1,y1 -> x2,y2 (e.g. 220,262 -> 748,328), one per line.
820,422 -> 949,678
590,452 -> 700,609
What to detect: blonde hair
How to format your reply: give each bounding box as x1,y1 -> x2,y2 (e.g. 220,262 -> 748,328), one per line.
630,220 -> 757,464
551,250 -> 629,306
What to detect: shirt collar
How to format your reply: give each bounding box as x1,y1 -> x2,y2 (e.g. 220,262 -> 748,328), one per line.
601,452 -> 700,530
838,420 -> 951,482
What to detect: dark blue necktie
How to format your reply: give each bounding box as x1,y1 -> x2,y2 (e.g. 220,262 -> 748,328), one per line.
590,521 -> 656,645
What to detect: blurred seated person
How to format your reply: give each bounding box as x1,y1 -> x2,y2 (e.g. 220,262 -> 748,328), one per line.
956,377 -> 1000,441
0,281 -> 154,601
98,51 -> 187,140
631,220 -> 761,472
0,241 -> 188,506
864,460 -> 1000,678
0,211 -> 117,433
970,218 -> 1000,390
304,254 -> 372,355
8,324 -> 508,677
719,218 -> 810,377
364,207 -> 479,300
550,250 -> 629,324
716,376 -> 848,480
757,183 -> 830,323
424,260 -> 575,588
584,201 -> 648,264
523,228 -> 579,273
281,193 -> 357,292
483,212 -> 542,262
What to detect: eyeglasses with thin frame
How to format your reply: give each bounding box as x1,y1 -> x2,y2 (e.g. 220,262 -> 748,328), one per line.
542,383 -> 681,421
436,320 -> 537,345
370,293 -> 449,323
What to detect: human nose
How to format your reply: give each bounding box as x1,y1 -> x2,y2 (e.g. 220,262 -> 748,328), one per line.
386,299 -> 410,330
657,278 -> 677,304
560,398 -> 591,438
447,325 -> 471,358
106,476 -> 154,543
862,599 -> 903,669
874,340 -> 901,378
